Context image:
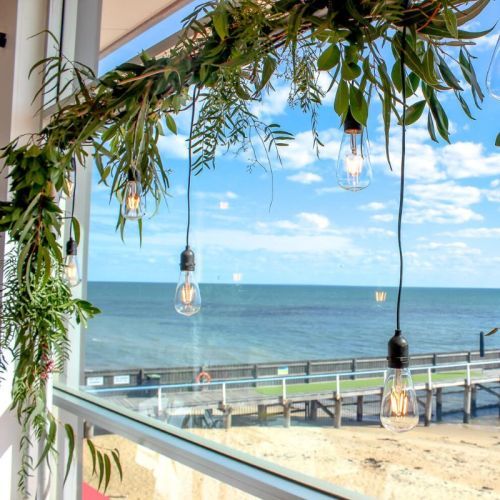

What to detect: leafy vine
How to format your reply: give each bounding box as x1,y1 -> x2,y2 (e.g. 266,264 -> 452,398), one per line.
0,0 -> 496,495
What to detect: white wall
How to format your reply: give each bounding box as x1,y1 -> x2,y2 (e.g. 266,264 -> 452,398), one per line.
0,1 -> 50,498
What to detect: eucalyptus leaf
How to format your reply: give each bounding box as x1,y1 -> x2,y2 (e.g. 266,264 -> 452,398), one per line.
317,44 -> 340,71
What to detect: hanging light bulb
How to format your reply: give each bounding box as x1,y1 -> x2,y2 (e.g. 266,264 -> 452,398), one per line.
174,246 -> 201,316
64,238 -> 81,287
486,34 -> 500,100
336,111 -> 372,191
380,330 -> 419,432
380,18 -> 418,433
380,330 -> 418,432
121,169 -> 145,220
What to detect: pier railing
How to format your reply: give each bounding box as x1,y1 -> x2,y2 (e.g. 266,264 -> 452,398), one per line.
84,348 -> 500,390
86,358 -> 500,424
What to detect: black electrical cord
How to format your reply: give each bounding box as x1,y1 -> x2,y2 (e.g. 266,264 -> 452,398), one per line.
186,86 -> 199,248
396,23 -> 408,331
69,156 -> 77,241
56,0 -> 66,98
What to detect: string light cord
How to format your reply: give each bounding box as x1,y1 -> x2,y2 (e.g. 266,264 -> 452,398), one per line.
186,86 -> 200,248
69,156 -> 77,241
396,18 -> 408,332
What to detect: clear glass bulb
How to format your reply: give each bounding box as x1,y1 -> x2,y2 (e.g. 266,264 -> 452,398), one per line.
64,255 -> 81,287
336,130 -> 372,191
121,180 -> 145,220
486,34 -> 500,100
174,271 -> 201,316
380,368 -> 419,432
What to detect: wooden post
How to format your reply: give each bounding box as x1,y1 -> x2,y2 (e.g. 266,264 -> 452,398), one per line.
334,393 -> 342,428
351,359 -> 356,380
464,384 -> 472,424
252,364 -> 258,387
310,400 -> 318,421
424,384 -> 433,426
471,385 -> 477,417
356,395 -> 363,422
258,404 -> 267,423
283,402 -> 291,428
436,387 -> 443,422
379,388 -> 384,427
223,406 -> 233,430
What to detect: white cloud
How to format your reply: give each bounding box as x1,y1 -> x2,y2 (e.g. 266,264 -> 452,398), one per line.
439,227 -> 500,239
278,128 -> 342,169
416,241 -> 481,256
404,181 -> 484,224
407,182 -> 482,206
371,213 -> 394,222
157,134 -> 188,159
296,212 -> 330,230
440,142 -> 500,179
250,86 -> 289,120
359,202 -> 386,211
485,188 -> 500,202
257,212 -> 330,232
405,202 -> 483,224
286,172 -> 323,184
491,179 -> 500,188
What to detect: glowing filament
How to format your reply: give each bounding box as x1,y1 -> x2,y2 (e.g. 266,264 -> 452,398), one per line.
180,280 -> 196,305
390,386 -> 409,417
126,193 -> 141,211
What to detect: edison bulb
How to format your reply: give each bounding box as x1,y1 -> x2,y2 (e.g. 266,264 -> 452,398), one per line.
380,368 -> 419,432
121,179 -> 145,220
64,255 -> 81,287
337,129 -> 372,191
486,34 -> 500,100
174,271 -> 201,316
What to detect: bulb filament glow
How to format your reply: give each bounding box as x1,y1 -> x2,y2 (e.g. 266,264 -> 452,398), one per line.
126,191 -> 141,211
180,276 -> 195,305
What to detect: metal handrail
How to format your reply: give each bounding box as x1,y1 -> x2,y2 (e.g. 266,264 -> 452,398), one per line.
86,358 -> 500,394
54,384 -> 363,500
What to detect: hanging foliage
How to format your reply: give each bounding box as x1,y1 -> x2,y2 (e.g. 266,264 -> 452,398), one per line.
0,0 -> 495,494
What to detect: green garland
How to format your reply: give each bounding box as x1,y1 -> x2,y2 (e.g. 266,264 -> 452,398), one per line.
0,0 -> 495,494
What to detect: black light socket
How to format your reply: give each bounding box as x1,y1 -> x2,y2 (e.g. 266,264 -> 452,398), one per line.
0,33 -> 6,48
127,169 -> 141,182
343,110 -> 362,134
387,329 -> 409,369
66,238 -> 78,256
180,246 -> 195,272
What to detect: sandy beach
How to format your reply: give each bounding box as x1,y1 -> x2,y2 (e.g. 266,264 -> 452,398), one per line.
84,421 -> 500,499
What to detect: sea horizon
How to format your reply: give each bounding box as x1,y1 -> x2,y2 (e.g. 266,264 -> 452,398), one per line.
85,282 -> 500,371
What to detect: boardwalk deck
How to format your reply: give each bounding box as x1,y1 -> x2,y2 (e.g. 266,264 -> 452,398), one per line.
101,368 -> 500,429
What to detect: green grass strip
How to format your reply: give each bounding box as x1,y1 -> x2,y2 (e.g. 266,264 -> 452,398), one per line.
255,370 -> 480,396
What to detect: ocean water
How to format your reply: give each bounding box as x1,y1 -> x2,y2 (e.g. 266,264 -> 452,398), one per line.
85,282 -> 500,370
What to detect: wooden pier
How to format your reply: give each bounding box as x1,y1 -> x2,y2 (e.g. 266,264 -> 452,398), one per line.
95,362 -> 500,430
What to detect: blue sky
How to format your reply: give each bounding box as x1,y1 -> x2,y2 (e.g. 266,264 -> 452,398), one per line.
88,3 -> 500,287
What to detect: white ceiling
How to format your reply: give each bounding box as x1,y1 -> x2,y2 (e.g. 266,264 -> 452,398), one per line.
100,0 -> 194,56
